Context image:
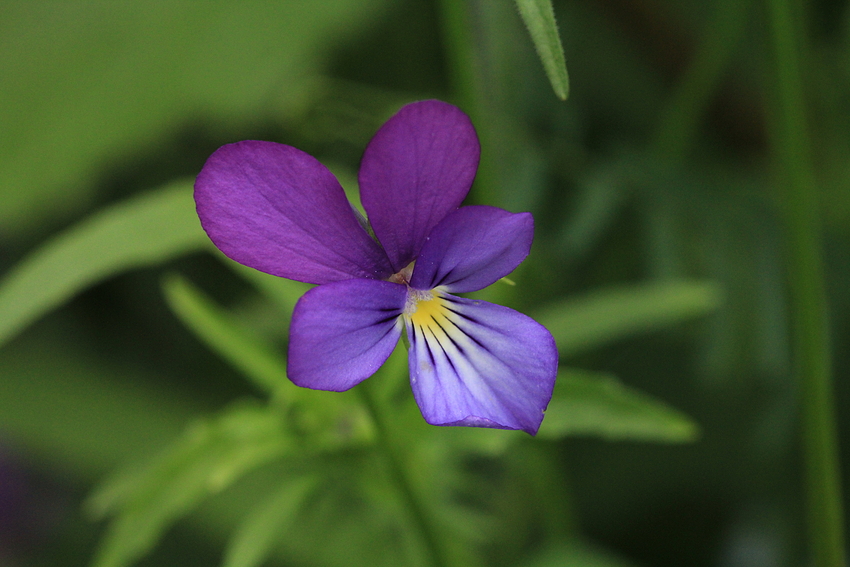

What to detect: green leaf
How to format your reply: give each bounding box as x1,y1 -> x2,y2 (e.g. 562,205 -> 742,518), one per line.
534,281 -> 723,357
515,0 -> 570,100
0,180 -> 206,349
87,403 -> 292,567
274,453 -> 433,567
0,331 -> 203,481
521,540 -> 638,567
538,370 -> 699,442
0,1 -> 391,236
162,273 -> 295,397
222,477 -> 319,567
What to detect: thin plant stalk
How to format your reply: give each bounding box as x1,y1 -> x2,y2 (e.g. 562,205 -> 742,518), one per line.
357,382 -> 455,567
764,0 -> 846,564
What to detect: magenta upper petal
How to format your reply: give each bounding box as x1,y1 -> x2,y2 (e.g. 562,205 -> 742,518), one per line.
288,279 -> 406,391
195,141 -> 393,285
405,294 -> 558,435
410,206 -> 534,293
359,100 -> 481,271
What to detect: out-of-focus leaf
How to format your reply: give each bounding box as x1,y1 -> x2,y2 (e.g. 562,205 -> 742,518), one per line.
0,331 -> 203,480
162,274 -> 295,397
534,281 -> 722,357
279,453 -> 431,567
222,477 -> 318,567
0,180 -> 205,349
538,370 -> 699,442
557,166 -> 627,263
521,540 -> 638,566
87,403 -> 292,567
0,1 -> 391,236
515,0 -> 569,100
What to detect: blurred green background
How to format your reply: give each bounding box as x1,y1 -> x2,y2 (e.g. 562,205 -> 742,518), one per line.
1,1 -> 848,566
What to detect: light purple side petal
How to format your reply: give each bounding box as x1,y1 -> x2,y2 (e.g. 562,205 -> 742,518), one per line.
288,279 -> 406,391
359,100 -> 481,271
410,206 -> 534,293
195,141 -> 393,285
405,294 -> 558,435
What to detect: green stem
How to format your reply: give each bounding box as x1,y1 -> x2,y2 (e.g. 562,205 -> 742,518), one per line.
764,0 -> 846,565
357,383 -> 453,567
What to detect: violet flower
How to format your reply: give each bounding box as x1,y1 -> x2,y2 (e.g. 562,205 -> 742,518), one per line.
194,100 -> 557,434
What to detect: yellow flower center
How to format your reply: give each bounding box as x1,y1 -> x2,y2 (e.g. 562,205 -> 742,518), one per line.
394,264 -> 455,336
406,289 -> 447,329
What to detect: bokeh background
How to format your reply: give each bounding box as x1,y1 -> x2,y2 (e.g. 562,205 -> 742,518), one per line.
1,1 -> 849,566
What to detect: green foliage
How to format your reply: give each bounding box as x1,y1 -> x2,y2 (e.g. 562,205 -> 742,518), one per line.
0,333 -> 201,479
521,541 -> 637,567
87,403 -> 293,567
0,180 -> 205,349
539,370 -> 698,442
515,0 -> 570,100
535,281 -> 722,357
221,477 -> 319,567
0,1 -> 392,237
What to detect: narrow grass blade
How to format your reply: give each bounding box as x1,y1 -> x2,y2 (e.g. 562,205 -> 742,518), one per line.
515,0 -> 569,100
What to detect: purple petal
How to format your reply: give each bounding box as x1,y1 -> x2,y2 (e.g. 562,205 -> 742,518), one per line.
288,279 -> 406,391
195,141 -> 393,285
410,206 -> 534,293
359,100 -> 481,271
405,293 -> 558,435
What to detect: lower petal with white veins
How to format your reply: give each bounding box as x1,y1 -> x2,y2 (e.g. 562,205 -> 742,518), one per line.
404,292 -> 558,435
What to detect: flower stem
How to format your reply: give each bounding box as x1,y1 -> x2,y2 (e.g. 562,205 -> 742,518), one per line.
764,0 -> 846,564
357,382 -> 453,567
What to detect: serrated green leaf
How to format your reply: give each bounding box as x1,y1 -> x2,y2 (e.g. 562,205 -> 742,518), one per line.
222,477 -> 318,567
534,281 -> 723,357
162,273 -> 295,397
88,403 -> 291,567
515,0 -> 570,100
0,180 -> 206,349
538,370 -> 699,442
